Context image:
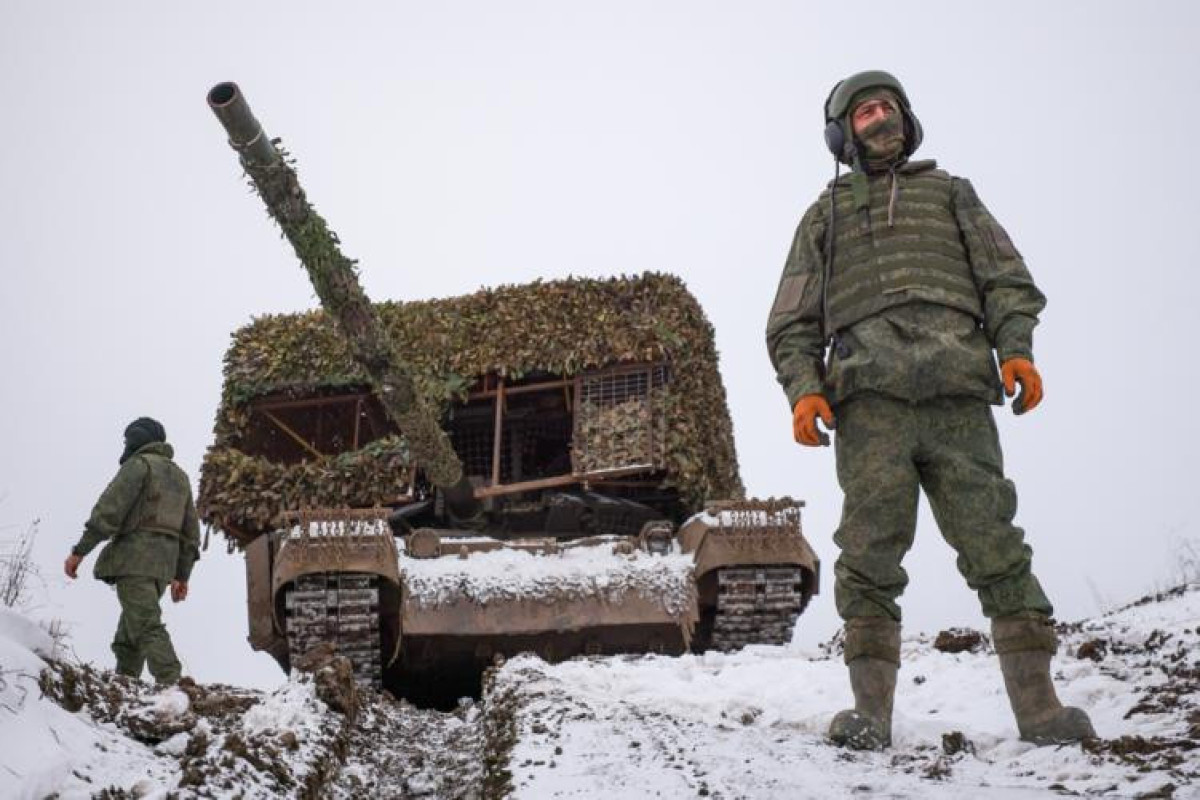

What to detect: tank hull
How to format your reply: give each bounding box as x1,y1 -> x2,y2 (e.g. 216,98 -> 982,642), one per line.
245,501 -> 818,703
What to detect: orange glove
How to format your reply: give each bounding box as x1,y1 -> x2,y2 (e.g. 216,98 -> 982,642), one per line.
792,394 -> 835,446
1001,357 -> 1043,415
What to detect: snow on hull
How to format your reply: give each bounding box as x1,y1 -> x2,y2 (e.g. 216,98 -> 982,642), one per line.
401,547 -> 697,621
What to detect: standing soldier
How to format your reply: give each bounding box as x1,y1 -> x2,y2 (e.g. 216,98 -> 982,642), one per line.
64,417 -> 201,684
766,71 -> 1094,748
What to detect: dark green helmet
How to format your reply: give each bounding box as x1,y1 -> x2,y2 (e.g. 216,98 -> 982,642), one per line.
823,70 -> 923,163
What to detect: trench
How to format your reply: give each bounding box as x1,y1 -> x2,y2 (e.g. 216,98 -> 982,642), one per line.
386,622 -> 690,710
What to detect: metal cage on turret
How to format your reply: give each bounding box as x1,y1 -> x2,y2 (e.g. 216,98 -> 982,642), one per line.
573,364 -> 668,475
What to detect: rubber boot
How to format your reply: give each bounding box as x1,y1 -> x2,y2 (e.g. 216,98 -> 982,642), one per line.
828,617 -> 900,750
993,617 -> 1096,745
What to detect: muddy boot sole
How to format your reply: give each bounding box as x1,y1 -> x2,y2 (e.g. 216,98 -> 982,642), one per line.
828,709 -> 891,750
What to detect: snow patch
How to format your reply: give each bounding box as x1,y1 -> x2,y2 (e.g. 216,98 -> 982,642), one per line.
242,677 -> 325,735
153,687 -> 190,718
286,518 -> 391,539
156,731 -> 191,756
0,607 -> 57,659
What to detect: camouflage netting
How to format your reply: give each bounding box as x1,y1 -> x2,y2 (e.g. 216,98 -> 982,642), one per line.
201,437 -> 412,539
199,272 -> 744,542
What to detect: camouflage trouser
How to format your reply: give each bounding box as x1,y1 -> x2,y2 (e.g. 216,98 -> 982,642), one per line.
112,577 -> 182,684
832,393 -> 1053,622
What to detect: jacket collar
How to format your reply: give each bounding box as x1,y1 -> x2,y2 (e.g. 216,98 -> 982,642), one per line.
829,158 -> 938,188
132,441 -> 174,460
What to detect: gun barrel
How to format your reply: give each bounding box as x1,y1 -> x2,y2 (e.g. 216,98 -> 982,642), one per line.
207,82 -> 278,168
207,82 -> 479,520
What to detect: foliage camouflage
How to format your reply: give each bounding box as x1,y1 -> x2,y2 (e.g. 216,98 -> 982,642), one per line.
200,436 -> 412,541
199,272 -> 745,542
574,389 -> 666,474
228,139 -> 466,491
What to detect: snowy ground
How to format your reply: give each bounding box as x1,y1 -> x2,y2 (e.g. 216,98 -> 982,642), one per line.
490,586 -> 1198,799
2,585 -> 1196,799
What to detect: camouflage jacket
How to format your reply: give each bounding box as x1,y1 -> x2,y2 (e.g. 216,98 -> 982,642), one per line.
73,442 -> 201,584
766,160 -> 1046,408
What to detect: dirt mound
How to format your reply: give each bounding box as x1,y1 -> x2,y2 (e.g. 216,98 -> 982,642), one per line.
38,659 -> 349,798
932,628 -> 988,654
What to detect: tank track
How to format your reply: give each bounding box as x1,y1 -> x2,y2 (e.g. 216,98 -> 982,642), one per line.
284,572 -> 382,688
710,566 -> 805,652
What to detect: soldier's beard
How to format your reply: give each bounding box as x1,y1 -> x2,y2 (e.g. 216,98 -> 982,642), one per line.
857,115 -> 906,163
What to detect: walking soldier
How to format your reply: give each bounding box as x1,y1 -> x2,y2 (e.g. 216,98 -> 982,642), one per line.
64,417 -> 201,684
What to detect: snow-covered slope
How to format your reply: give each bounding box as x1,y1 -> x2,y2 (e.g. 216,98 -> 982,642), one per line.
0,605 -> 347,799
481,584 -> 1198,798
1,585 -> 1196,799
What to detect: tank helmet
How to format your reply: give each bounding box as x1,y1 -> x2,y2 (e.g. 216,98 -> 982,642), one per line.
823,70 -> 924,164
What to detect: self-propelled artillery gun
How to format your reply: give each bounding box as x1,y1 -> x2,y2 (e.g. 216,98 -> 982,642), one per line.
199,82 -> 819,703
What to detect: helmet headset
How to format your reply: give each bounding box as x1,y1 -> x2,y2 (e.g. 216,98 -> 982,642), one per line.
822,70 -> 923,165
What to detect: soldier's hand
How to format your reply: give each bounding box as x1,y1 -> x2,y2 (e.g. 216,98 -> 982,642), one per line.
64,553 -> 82,579
792,394 -> 835,447
170,580 -> 189,603
1001,357 -> 1043,415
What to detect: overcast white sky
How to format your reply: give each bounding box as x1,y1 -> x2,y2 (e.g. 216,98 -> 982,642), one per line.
2,1 -> 1197,689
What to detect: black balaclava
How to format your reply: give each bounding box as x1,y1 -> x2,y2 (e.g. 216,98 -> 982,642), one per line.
120,417 -> 166,464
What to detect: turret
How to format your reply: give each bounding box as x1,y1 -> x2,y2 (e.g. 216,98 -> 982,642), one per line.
206,81 -> 480,520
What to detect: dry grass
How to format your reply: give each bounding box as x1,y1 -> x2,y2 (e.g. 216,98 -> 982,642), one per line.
0,518 -> 39,609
